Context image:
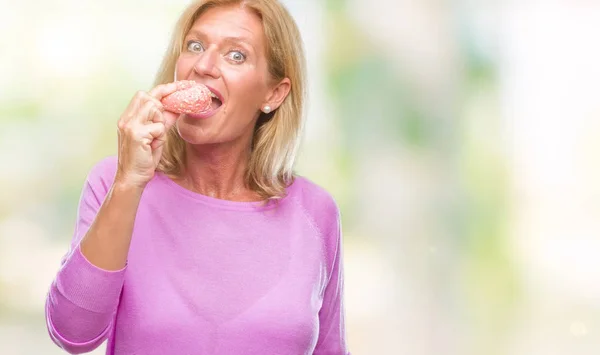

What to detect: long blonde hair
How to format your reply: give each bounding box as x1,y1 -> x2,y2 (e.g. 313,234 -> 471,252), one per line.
153,0 -> 306,200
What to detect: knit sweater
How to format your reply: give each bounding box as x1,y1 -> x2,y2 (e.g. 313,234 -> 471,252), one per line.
45,156 -> 350,354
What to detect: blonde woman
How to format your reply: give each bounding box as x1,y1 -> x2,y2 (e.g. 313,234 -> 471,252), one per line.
45,1 -> 350,354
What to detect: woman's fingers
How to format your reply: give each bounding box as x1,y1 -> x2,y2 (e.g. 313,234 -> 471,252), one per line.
148,83 -> 182,129
142,122 -> 166,145
148,103 -> 165,125
135,100 -> 163,124
115,87 -> 175,189
119,92 -> 165,125
149,82 -> 179,101
147,96 -> 165,113
151,132 -> 167,150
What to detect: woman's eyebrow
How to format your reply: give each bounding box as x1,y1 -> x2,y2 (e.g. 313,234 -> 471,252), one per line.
186,29 -> 205,39
222,36 -> 255,51
186,30 -> 255,51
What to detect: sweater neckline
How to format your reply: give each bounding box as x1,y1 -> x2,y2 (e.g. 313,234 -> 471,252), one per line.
154,171 -> 297,211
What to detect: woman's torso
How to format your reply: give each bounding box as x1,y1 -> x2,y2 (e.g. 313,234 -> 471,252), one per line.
105,172 -> 330,355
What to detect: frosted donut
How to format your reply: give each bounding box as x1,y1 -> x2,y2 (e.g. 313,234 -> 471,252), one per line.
161,80 -> 212,115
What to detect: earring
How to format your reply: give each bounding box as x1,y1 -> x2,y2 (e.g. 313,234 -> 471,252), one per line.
262,105 -> 272,114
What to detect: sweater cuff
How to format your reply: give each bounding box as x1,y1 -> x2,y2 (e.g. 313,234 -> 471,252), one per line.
55,245 -> 126,313
46,297 -> 112,354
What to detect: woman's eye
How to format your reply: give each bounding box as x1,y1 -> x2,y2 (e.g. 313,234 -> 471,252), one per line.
227,51 -> 246,63
187,41 -> 204,52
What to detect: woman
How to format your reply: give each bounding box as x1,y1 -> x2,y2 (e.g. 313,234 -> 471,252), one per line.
45,0 -> 350,354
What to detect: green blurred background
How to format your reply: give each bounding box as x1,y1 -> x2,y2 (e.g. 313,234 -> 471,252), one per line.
2,0 -> 600,354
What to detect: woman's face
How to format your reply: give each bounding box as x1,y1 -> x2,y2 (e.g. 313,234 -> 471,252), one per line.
174,5 -> 289,146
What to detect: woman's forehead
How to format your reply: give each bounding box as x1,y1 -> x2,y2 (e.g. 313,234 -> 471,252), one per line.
188,5 -> 263,41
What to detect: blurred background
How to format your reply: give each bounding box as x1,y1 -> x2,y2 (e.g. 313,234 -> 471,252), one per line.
1,0 -> 600,354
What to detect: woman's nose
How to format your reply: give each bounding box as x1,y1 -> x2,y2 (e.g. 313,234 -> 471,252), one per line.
193,46 -> 221,78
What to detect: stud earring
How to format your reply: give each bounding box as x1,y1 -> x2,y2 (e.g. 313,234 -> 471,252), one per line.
262,105 -> 272,114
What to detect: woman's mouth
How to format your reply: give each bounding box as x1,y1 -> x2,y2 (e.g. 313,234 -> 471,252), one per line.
186,85 -> 224,119
209,90 -> 223,111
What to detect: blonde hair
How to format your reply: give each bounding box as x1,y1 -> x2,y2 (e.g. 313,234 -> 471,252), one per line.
153,0 -> 306,200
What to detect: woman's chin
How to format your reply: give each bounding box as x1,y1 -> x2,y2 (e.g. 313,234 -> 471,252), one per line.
175,123 -> 213,145
176,122 -> 235,146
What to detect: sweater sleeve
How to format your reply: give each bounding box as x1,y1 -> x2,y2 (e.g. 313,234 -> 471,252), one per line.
45,156 -> 126,354
313,207 -> 351,355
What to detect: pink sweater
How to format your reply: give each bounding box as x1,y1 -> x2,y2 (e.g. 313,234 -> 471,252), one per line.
45,156 -> 350,354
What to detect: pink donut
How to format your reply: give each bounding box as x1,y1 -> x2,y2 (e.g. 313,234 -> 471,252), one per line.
161,80 -> 212,115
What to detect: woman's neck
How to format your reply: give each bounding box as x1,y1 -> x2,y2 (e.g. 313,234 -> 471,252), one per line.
176,140 -> 261,202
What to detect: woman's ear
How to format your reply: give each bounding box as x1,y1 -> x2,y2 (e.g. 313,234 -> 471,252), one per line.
262,78 -> 291,112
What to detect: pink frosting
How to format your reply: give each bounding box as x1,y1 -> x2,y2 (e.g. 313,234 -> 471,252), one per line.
161,80 -> 212,114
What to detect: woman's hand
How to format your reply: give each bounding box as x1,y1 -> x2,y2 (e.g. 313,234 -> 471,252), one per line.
115,83 -> 180,189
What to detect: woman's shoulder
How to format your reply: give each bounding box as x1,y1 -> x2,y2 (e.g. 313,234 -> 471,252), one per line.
290,175 -> 338,208
288,175 -> 341,233
84,155 -> 119,191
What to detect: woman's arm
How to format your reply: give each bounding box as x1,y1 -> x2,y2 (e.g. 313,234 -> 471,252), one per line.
79,180 -> 143,270
45,157 -> 142,354
313,207 -> 351,355
46,83 -> 179,353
